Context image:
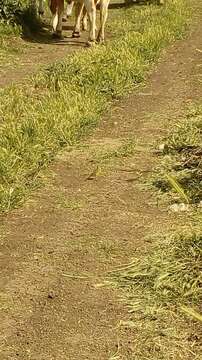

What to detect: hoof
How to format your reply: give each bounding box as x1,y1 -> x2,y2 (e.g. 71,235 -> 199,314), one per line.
96,37 -> 105,45
52,32 -> 64,40
72,31 -> 81,38
86,40 -> 96,47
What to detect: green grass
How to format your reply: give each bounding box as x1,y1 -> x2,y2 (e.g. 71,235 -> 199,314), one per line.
108,225 -> 202,359
0,0 -> 191,212
153,104 -> 202,204
92,138 -> 137,165
0,1 -> 42,64
57,195 -> 82,210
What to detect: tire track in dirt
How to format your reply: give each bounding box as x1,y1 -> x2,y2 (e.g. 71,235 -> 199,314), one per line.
0,3 -> 202,359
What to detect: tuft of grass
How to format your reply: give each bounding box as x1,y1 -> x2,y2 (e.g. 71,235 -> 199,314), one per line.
109,227 -> 202,359
57,195 -> 82,210
0,0 -> 191,212
153,105 -> 202,204
93,139 -> 137,165
181,306 -> 202,323
165,173 -> 190,204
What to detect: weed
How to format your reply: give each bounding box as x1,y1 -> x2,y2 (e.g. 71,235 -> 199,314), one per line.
108,226 -> 202,359
93,139 -> 136,164
57,195 -> 82,210
153,105 -> 202,204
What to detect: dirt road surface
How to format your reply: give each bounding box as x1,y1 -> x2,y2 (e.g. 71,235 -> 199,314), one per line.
0,2 -> 202,359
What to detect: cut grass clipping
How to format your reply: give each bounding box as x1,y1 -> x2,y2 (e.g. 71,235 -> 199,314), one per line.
0,0 -> 190,212
153,104 -> 202,204
108,227 -> 202,359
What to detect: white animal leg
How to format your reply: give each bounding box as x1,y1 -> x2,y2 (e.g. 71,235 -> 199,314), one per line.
84,0 -> 96,45
82,1 -> 99,32
53,12 -> 59,32
97,0 -> 110,43
66,0 -> 74,17
82,8 -> 88,31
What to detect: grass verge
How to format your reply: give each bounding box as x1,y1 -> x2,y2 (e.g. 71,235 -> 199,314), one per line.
0,0 -> 190,212
107,103 -> 202,359
153,104 -> 202,205
109,225 -> 202,359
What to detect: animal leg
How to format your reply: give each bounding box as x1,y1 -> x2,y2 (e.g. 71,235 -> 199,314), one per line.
72,1 -> 84,37
66,0 -> 74,17
84,0 -> 96,45
97,0 -> 110,43
51,0 -> 64,38
82,8 -> 88,31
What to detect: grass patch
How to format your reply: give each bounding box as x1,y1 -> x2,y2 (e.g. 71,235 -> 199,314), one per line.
108,103 -> 201,359
0,0 -> 191,212
153,105 -> 202,204
108,225 -> 202,359
57,195 -> 82,210
93,139 -> 137,164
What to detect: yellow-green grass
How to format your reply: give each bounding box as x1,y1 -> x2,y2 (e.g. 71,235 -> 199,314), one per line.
153,104 -> 202,204
109,225 -> 202,359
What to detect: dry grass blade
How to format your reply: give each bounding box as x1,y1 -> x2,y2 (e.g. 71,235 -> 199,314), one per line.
108,227 -> 202,359
165,174 -> 190,204
181,306 -> 202,323
62,273 -> 94,280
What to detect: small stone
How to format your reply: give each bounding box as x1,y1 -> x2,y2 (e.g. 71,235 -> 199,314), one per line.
48,291 -> 55,299
158,143 -> 169,153
198,201 -> 202,208
169,203 -> 190,212
159,143 -> 165,151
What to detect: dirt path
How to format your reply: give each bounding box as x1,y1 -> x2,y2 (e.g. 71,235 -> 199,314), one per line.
0,20 -> 88,88
0,4 -> 202,360
0,2 -> 116,88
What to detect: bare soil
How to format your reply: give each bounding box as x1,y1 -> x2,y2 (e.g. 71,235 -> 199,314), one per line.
0,3 -> 202,360
0,21 -> 87,88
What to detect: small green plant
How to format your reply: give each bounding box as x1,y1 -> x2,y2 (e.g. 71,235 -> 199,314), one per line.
0,0 -> 23,22
94,139 -> 136,165
57,195 -> 82,210
153,105 -> 202,204
0,0 -> 42,36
